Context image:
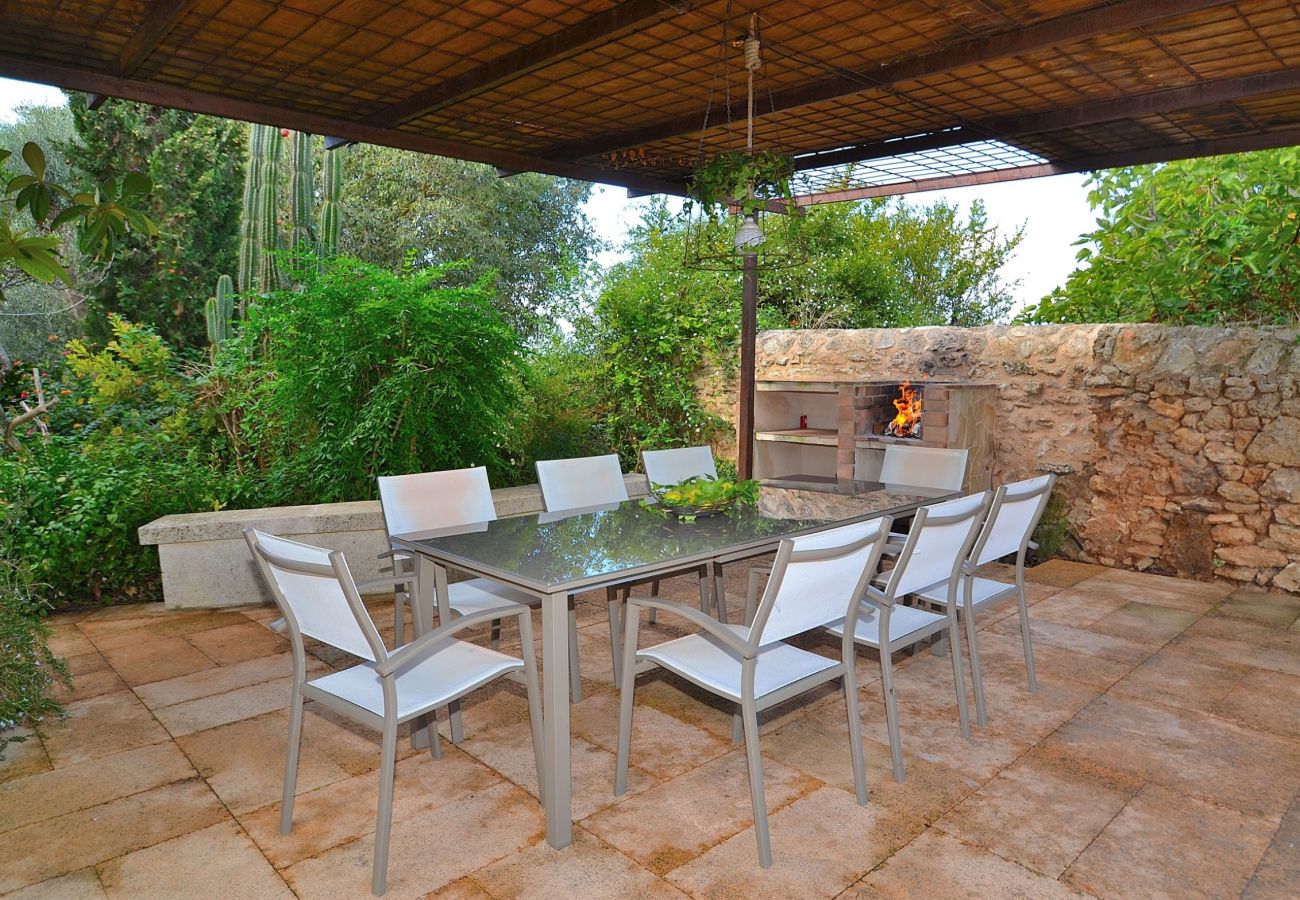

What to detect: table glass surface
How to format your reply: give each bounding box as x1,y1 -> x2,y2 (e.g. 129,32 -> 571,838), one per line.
393,481 -> 953,594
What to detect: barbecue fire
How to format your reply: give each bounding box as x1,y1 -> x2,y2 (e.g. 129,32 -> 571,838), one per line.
884,381 -> 923,438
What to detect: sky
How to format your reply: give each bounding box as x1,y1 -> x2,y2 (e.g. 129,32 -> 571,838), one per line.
3,75 -> 1096,310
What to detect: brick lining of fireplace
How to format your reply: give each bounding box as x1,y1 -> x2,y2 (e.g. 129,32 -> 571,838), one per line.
836,382 -> 963,482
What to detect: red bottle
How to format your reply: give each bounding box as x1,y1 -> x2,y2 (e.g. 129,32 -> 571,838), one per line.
799,414 -> 808,429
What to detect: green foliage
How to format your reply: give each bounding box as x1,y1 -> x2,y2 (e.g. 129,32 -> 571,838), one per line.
62,94 -> 244,351
1,317 -> 232,602
644,474 -> 760,521
503,340 -> 609,484
687,150 -> 795,218
319,146 -> 343,258
338,146 -> 598,336
0,559 -> 69,747
1021,148 -> 1300,324
590,202 -> 739,467
1030,490 -> 1071,564
212,256 -> 526,503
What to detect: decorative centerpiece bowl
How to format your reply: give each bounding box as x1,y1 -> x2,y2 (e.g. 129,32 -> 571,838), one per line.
645,475 -> 760,522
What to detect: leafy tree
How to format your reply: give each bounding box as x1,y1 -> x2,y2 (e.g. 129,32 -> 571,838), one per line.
338,145 -> 599,336
1021,148 -> 1300,324
61,93 -> 245,351
209,256 -> 526,504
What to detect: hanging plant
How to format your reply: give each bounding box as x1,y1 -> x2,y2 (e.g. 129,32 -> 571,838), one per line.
686,149 -> 795,219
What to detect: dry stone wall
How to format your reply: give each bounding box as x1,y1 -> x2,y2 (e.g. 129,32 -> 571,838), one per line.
726,325 -> 1300,594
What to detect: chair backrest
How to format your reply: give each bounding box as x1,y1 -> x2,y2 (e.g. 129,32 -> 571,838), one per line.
880,445 -> 969,491
883,492 -> 991,601
377,466 -> 497,538
536,453 -> 629,511
749,517 -> 891,645
641,446 -> 718,487
244,529 -> 385,662
972,474 -> 1056,565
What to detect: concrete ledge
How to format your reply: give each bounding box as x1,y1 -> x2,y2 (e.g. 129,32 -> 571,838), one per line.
139,475 -> 651,609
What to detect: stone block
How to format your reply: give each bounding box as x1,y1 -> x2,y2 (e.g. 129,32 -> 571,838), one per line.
1246,417 -> 1300,465
1260,468 -> 1300,502
1274,562 -> 1300,593
1268,524 -> 1300,553
1216,545 -> 1290,568
1218,482 -> 1260,504
1211,525 -> 1257,545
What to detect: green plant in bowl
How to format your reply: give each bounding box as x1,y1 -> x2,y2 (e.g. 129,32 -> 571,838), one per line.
643,475 -> 760,522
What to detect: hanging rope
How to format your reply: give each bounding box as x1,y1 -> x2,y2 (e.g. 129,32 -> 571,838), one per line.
743,13 -> 761,155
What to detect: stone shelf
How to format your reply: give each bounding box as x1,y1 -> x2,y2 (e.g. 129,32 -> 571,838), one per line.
756,428 -> 838,446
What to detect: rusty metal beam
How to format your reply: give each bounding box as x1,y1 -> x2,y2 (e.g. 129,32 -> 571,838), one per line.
794,124 -> 1300,205
367,0 -> 691,129
0,53 -> 688,198
117,0 -> 198,76
790,65 -> 1300,173
545,0 -> 1233,162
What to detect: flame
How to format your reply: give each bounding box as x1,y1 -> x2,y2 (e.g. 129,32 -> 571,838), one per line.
885,381 -> 923,438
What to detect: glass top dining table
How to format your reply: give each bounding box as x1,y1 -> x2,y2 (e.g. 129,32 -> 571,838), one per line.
389,477 -> 957,852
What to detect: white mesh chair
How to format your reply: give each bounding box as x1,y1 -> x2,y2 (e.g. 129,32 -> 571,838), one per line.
879,445 -> 969,490
615,517 -> 892,867
826,491 -> 991,783
914,474 -> 1056,726
877,445 -> 971,550
375,466 -> 583,709
536,453 -> 712,688
244,529 -> 542,897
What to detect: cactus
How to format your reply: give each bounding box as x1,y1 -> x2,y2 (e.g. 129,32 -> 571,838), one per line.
258,126 -> 283,292
289,130 -> 315,252
205,274 -> 235,360
236,124 -> 266,294
319,144 -> 344,259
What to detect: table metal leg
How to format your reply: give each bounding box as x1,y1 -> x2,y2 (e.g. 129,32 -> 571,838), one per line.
409,555 -> 437,751
541,590 -> 572,848
712,561 -> 728,624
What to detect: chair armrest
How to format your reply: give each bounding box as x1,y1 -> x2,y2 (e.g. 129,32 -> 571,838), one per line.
627,596 -> 755,658
1027,540 -> 1039,551
863,583 -> 893,608
375,604 -> 528,677
355,573 -> 414,594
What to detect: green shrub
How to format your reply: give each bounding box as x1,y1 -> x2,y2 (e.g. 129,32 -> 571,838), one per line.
1,559 -> 69,753
213,256 -> 527,504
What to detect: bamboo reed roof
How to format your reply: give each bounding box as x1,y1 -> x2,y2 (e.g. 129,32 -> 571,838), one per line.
1,0 -> 1298,201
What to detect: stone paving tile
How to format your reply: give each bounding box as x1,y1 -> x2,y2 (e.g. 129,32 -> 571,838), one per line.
239,746 -> 505,870
471,827 -> 687,899
0,779 -> 227,893
849,828 -> 1089,898
280,781 -> 543,899
0,728 -> 50,785
570,690 -> 731,780
1213,588 -> 1300,629
761,702 -> 981,825
177,704 -> 393,815
38,691 -> 169,768
1072,567 -> 1232,610
582,748 -> 820,876
51,663 -> 127,705
461,718 -> 656,821
1245,789 -> 1300,900
1084,600 -> 1202,645
1049,694 -> 1300,819
152,674 -> 296,738
934,745 -> 1138,879
95,821 -> 293,899
665,786 -> 925,898
184,620 -> 289,666
94,635 -> 218,687
1,868 -> 106,899
44,625 -> 97,658
134,650 -> 316,709
970,629 -> 1132,690
1063,784 -> 1277,900
1169,631 -> 1300,678
988,615 -> 1155,666
1026,588 -> 1131,627
1213,667 -> 1300,739
0,741 -> 195,833
1023,559 -> 1106,588
1110,647 -> 1249,715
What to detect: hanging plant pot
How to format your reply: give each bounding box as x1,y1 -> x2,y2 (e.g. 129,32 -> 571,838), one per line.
681,150 -> 807,272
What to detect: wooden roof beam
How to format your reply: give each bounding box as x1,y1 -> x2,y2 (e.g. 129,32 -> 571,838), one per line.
0,52 -> 687,198
545,0 -> 1233,161
791,65 -> 1300,172
366,0 -> 692,129
117,0 -> 199,76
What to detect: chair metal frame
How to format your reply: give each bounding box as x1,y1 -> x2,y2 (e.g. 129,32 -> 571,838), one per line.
826,491 -> 991,783
916,474 -> 1056,726
372,466 -> 584,710
244,528 -> 542,896
615,517 -> 892,867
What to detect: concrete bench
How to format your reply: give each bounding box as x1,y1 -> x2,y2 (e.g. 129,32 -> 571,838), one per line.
139,475 -> 651,609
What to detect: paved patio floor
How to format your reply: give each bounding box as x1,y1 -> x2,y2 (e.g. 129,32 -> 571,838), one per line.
3,560 -> 1299,898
